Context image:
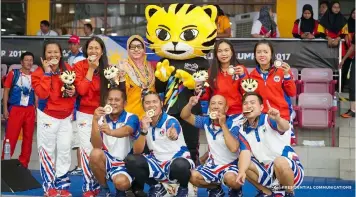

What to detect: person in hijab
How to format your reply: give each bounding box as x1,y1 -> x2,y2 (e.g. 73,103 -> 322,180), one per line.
214,5 -> 232,38
118,35 -> 156,119
292,4 -> 319,39
341,8 -> 355,91
318,1 -> 348,47
251,6 -> 280,38
319,1 -> 329,21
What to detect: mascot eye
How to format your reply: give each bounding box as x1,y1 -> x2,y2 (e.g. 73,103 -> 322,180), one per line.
180,29 -> 198,41
156,28 -> 171,41
65,77 -> 68,80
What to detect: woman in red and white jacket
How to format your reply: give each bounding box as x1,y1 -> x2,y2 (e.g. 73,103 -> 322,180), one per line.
32,41 -> 76,197
73,36 -> 110,196
248,40 -> 297,145
200,39 -> 248,117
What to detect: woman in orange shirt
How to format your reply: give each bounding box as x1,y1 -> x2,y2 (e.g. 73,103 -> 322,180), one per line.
73,36 -> 110,196
32,41 -> 76,197
214,5 -> 232,38
119,35 -> 155,119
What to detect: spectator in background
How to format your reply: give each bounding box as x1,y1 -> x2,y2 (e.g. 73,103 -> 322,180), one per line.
61,27 -> 71,36
84,23 -> 94,37
67,35 -> 85,66
341,8 -> 355,91
292,4 -> 319,39
214,5 -> 232,38
251,6 -> 280,38
2,52 -> 36,169
319,1 -> 329,21
36,20 -> 58,36
318,1 -> 348,48
339,35 -> 355,118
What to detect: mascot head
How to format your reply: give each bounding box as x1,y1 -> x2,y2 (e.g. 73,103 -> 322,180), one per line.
145,4 -> 217,60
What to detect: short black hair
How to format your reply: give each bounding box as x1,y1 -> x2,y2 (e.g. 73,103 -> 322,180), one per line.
108,87 -> 127,102
242,92 -> 263,105
20,52 -> 34,61
141,91 -> 161,105
40,20 -> 50,27
84,23 -> 93,31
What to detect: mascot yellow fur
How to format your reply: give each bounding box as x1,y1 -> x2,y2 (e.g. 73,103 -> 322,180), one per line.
144,4 -> 217,196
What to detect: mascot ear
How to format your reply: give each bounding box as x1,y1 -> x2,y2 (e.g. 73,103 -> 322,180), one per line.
145,5 -> 162,20
201,5 -> 218,23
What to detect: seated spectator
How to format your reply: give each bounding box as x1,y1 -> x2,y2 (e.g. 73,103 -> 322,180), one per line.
36,20 -> 58,36
318,1 -> 348,48
214,5 -> 232,38
251,6 -> 280,38
2,52 -> 36,169
318,1 -> 329,21
84,23 -> 94,37
292,4 -> 319,39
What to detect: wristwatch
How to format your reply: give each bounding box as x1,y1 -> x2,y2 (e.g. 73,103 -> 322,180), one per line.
140,129 -> 148,136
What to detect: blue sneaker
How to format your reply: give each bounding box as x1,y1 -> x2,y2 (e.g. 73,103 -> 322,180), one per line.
115,189 -> 126,197
97,187 -> 111,197
207,186 -> 225,197
148,183 -> 167,197
176,187 -> 188,197
229,188 -> 243,197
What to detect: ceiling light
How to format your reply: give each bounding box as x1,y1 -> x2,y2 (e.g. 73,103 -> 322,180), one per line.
55,4 -> 62,8
6,18 -> 13,21
69,9 -> 75,14
1,29 -> 6,32
85,19 -> 91,22
100,28 -> 105,31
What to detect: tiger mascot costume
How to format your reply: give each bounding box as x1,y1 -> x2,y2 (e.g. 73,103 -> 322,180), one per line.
145,2 -> 217,164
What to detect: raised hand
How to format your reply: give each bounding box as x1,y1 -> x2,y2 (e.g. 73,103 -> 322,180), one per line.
141,115 -> 152,131
281,62 -> 290,76
266,100 -> 280,120
234,65 -> 244,76
41,57 -> 52,73
166,123 -> 178,140
188,96 -> 199,107
88,54 -> 101,70
155,59 -> 175,82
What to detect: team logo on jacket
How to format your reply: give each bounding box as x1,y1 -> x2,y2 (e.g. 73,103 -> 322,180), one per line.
43,123 -> 52,129
274,76 -> 281,82
159,129 -> 165,136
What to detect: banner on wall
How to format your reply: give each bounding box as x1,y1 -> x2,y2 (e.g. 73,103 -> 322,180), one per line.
1,37 -> 339,70
207,39 -> 340,70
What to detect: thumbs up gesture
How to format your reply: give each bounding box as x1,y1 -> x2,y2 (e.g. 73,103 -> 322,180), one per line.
266,100 -> 280,120
167,123 -> 178,141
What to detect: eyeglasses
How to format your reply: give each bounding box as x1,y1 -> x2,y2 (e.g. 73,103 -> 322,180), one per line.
129,44 -> 144,50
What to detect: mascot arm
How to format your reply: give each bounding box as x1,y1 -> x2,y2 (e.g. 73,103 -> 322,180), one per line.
174,69 -> 196,90
199,86 -> 211,101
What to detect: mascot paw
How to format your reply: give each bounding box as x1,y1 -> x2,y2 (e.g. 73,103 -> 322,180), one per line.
175,69 -> 196,90
155,59 -> 175,82
61,87 -> 65,92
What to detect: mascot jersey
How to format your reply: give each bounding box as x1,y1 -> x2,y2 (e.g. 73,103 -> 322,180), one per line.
145,3 -> 217,115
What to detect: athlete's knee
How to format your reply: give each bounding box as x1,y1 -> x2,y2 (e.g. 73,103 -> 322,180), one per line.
224,172 -> 240,189
274,156 -> 290,172
113,174 -> 131,191
89,148 -> 105,165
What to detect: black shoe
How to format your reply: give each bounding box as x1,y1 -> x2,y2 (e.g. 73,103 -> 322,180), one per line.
341,109 -> 355,118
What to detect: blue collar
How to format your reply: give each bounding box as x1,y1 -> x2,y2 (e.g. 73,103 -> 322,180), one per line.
244,113 -> 266,134
154,112 -> 168,128
105,110 -> 127,124
68,51 -> 83,58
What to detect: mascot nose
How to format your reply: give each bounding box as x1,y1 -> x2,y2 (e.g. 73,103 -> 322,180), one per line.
172,42 -> 178,47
